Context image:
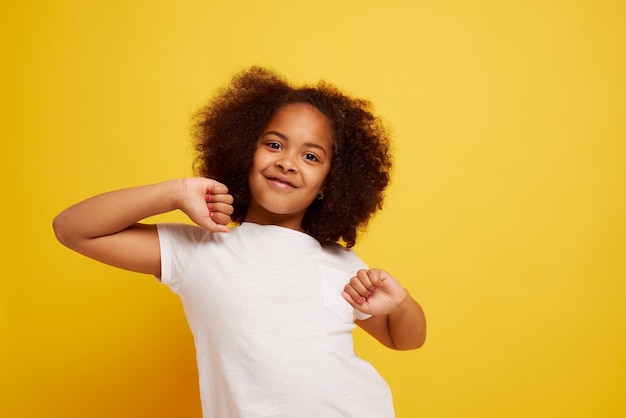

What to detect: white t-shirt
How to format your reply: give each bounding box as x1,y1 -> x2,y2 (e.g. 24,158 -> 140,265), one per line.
157,222 -> 394,418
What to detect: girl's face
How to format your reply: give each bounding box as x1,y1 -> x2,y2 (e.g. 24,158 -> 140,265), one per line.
245,103 -> 333,231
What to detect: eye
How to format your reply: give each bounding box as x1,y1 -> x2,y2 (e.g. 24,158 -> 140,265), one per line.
303,153 -> 320,162
266,141 -> 282,150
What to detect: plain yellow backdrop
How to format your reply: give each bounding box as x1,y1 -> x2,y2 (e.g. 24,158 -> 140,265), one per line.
2,1 -> 625,417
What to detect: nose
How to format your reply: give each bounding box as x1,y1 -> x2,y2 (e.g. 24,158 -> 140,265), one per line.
276,156 -> 297,172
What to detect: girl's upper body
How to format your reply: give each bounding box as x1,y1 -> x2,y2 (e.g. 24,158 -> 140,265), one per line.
159,221 -> 394,417
53,67 -> 426,417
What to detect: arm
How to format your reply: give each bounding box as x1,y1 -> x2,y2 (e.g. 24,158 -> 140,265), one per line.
52,178 -> 234,276
342,269 -> 426,350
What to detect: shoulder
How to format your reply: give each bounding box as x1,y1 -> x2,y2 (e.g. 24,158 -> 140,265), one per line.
156,223 -> 215,245
320,242 -> 368,270
321,242 -> 360,258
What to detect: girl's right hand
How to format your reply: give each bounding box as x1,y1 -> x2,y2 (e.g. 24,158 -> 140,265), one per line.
180,178 -> 234,233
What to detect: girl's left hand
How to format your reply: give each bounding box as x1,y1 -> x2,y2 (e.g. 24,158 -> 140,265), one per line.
342,269 -> 408,316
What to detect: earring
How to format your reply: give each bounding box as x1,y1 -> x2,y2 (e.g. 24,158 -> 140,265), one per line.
316,192 -> 324,201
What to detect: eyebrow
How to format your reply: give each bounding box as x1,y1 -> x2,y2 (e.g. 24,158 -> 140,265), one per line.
263,130 -> 329,156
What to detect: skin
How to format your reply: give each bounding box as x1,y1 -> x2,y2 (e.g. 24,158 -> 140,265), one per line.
53,103 -> 426,350
245,103 -> 333,230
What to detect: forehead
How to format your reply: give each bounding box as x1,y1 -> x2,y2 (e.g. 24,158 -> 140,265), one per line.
263,103 -> 333,146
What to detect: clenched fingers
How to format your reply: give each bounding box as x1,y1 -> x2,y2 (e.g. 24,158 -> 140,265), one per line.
205,186 -> 234,226
343,269 -> 384,305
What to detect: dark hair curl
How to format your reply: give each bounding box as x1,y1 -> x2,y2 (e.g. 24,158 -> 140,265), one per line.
192,66 -> 392,247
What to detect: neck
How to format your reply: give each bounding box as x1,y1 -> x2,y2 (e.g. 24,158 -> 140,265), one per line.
243,211 -> 304,232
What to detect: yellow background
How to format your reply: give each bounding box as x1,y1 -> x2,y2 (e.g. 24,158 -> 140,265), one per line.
2,1 -> 625,417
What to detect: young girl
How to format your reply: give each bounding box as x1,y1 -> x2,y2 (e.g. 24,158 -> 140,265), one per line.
53,67 -> 426,418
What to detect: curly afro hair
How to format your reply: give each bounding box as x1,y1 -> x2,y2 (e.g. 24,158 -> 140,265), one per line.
192,66 -> 392,247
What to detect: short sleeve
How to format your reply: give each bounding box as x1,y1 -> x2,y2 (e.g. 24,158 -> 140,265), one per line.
156,223 -> 210,294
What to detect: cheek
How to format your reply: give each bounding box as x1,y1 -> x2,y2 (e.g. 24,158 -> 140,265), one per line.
249,153 -> 266,176
251,150 -> 272,170
318,165 -> 331,187
304,166 -> 327,188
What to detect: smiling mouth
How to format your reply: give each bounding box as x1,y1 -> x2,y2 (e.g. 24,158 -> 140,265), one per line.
267,176 -> 297,189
